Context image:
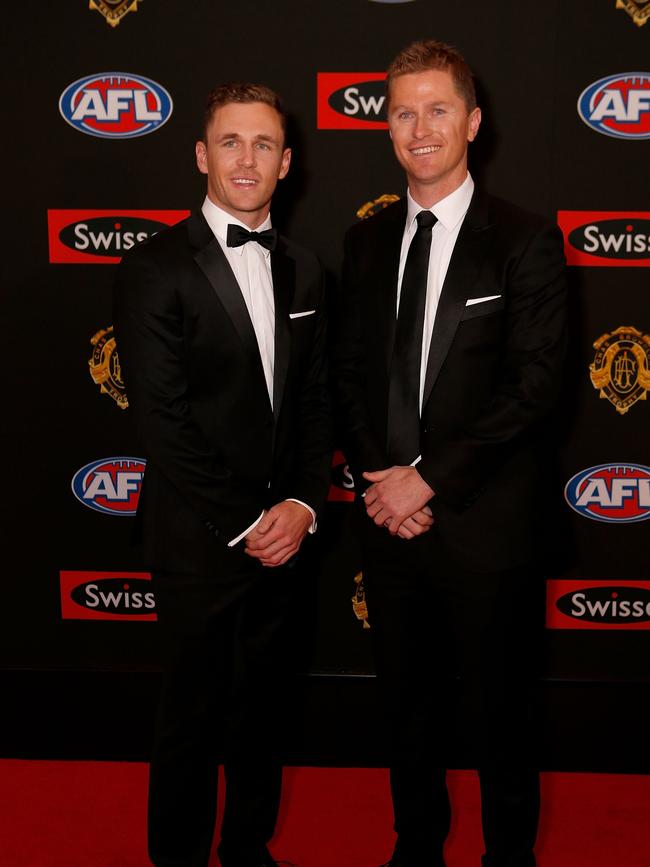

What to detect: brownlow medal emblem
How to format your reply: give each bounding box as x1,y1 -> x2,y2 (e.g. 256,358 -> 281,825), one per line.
89,0 -> 142,28
356,194 -> 400,220
351,572 -> 370,629
616,0 -> 650,27
89,326 -> 129,409
589,326 -> 650,415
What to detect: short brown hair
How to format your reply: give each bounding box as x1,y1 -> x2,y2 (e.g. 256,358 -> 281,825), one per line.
202,82 -> 287,143
387,40 -> 477,112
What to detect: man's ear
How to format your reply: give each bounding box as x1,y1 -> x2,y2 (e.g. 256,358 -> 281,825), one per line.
467,107 -> 481,143
278,147 -> 292,180
195,140 -> 208,174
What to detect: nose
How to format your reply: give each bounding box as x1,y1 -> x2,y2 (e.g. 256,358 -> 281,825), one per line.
237,144 -> 256,167
413,113 -> 432,139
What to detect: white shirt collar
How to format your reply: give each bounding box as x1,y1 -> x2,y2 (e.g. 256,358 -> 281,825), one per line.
405,173 -> 474,234
201,196 -> 273,257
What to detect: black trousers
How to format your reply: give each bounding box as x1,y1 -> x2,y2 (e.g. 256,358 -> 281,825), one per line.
148,557 -> 299,867
361,513 -> 543,867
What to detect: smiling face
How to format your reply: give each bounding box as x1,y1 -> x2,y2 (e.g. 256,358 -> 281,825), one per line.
388,68 -> 481,207
195,101 -> 291,229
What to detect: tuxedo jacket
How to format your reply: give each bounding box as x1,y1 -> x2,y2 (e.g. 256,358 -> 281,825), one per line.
334,190 -> 567,571
113,210 -> 331,576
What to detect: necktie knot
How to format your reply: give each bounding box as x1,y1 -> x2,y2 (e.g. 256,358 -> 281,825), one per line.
416,210 -> 436,230
226,223 -> 277,251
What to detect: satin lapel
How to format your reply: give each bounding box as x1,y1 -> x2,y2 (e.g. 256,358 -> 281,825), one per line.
372,199 -> 407,371
193,236 -> 261,362
270,246 -> 295,422
421,193 -> 491,408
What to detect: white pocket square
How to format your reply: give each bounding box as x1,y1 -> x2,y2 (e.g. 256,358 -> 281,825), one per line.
289,310 -> 316,319
465,294 -> 502,306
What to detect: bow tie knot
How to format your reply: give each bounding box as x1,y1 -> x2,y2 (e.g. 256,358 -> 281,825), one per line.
226,223 -> 278,251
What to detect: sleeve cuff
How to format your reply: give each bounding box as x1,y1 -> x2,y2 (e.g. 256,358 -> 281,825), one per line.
286,498 -> 318,534
228,511 -> 264,547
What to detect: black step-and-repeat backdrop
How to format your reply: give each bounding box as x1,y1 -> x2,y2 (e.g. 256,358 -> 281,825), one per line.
2,1 -> 649,682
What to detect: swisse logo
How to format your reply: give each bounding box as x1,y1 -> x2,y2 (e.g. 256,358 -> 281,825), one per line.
564,463 -> 650,523
71,457 -> 146,516
558,211 -> 650,266
328,450 -> 355,502
47,209 -> 189,264
577,72 -> 650,139
60,571 -> 156,621
317,73 -> 388,129
547,580 -> 650,630
59,72 -> 172,139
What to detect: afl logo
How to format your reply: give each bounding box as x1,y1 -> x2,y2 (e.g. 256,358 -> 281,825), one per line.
59,72 -> 173,139
564,463 -> 650,523
71,457 -> 146,515
577,72 -> 650,139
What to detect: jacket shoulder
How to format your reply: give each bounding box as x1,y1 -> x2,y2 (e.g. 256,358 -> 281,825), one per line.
484,193 -> 557,236
344,196 -> 406,245
119,217 -> 192,267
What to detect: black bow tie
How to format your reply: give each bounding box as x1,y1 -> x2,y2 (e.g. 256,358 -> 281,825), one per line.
226,223 -> 278,251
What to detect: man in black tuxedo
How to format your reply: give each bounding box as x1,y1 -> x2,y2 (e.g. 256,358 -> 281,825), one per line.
114,83 -> 330,867
333,41 -> 566,867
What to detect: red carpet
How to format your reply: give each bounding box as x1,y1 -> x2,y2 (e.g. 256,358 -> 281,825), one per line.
1,762 -> 649,866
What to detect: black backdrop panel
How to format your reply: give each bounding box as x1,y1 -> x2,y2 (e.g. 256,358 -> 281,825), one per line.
2,1 -> 649,683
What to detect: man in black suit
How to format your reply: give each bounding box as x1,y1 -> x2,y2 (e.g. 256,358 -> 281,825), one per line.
114,83 -> 330,867
333,41 -> 566,867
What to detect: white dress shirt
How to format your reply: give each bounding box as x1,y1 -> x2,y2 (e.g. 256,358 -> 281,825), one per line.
202,196 -> 276,404
201,197 -> 316,545
398,172 -> 475,412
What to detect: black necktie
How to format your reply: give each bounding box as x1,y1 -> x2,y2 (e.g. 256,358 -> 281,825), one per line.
226,223 -> 278,251
386,209 -> 437,465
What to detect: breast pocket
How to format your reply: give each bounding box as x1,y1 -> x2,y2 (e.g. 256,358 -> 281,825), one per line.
288,309 -> 318,360
460,295 -> 505,321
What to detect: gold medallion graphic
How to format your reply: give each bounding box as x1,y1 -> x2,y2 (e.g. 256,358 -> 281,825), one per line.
89,326 -> 129,409
356,194 -> 400,220
589,326 -> 650,415
616,0 -> 650,26
89,0 -> 142,28
351,572 -> 370,629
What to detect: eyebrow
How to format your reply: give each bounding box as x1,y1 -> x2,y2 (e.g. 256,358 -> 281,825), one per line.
392,100 -> 451,111
217,132 -> 279,144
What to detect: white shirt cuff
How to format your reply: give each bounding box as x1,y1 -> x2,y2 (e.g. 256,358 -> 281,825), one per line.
228,511 -> 264,547
227,499 -> 317,548
286,498 -> 317,534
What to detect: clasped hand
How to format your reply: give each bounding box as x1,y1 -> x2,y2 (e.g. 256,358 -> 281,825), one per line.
244,501 -> 313,567
362,466 -> 435,539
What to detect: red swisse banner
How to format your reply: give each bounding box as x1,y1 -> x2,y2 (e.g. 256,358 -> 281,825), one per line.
557,210 -> 650,267
328,449 -> 355,502
60,570 -> 157,621
317,73 -> 388,129
546,579 -> 650,630
47,209 -> 190,264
